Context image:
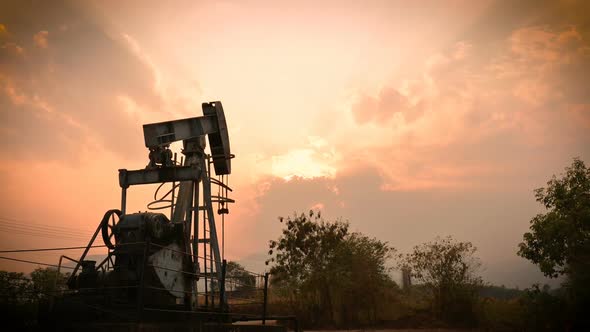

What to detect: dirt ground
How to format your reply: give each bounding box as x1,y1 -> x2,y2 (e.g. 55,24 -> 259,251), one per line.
305,330 -> 482,332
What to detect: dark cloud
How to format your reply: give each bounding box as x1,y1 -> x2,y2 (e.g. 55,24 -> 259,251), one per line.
458,0 -> 590,45
0,0 -> 164,162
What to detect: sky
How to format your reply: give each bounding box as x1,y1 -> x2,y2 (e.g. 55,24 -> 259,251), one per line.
0,0 -> 589,288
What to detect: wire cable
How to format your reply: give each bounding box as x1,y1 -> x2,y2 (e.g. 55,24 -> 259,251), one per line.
0,256 -> 75,269
0,219 -> 92,234
0,224 -> 89,239
0,217 -> 94,233
0,226 -> 88,241
0,245 -> 106,254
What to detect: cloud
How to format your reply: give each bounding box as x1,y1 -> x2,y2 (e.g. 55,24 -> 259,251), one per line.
499,26 -> 590,109
339,23 -> 590,191
0,79 -> 89,161
0,0 -> 167,162
33,30 -> 48,48
271,149 -> 337,180
509,26 -> 588,64
0,41 -> 24,56
310,202 -> 325,210
268,136 -> 340,180
351,87 -> 422,125
0,0 -> 588,289
0,23 -> 8,38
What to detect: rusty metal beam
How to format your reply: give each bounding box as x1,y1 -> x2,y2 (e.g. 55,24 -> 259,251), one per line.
119,166 -> 201,188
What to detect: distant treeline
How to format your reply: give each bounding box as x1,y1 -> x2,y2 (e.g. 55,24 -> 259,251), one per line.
478,285 -> 523,300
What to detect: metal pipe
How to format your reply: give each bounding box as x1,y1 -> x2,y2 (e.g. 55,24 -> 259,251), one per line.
192,176 -> 200,309
203,202 -> 208,307
186,180 -> 194,251
121,187 -> 127,215
210,216 -> 215,308
220,259 -> 227,311
201,156 -> 224,301
262,272 -> 269,325
193,169 -> 200,273
171,153 -> 176,218
52,255 -> 79,309
95,252 -> 112,271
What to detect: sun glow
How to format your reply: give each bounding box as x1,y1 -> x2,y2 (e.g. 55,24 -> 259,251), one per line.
271,148 -> 337,181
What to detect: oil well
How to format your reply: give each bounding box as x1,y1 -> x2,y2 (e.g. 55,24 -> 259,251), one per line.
40,102 -> 296,331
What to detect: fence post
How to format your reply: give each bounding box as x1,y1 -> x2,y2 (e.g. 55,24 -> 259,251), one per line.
262,272 -> 269,325
137,239 -> 150,322
220,259 -> 227,311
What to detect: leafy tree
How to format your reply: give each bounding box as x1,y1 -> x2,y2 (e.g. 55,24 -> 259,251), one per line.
399,236 -> 483,326
0,271 -> 33,304
0,268 -> 69,328
335,232 -> 398,325
30,267 -> 69,300
518,158 -> 590,277
266,211 -> 396,327
225,261 -> 256,293
518,158 -> 590,328
0,271 -> 38,328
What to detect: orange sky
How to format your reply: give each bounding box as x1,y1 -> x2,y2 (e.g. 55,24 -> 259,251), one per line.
0,0 -> 589,287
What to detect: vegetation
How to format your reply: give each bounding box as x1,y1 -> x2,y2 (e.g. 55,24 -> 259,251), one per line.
518,157 -> 590,329
30,267 -> 69,300
398,236 -> 483,326
225,261 -> 256,292
0,271 -> 33,304
519,284 -> 568,331
266,210 -> 397,327
262,159 -> 588,330
0,267 -> 68,328
263,213 -> 531,330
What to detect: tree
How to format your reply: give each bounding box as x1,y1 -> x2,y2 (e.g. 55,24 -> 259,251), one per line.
335,232 -> 398,325
30,267 -> 69,300
519,284 -> 567,331
518,158 -> 590,277
0,268 -> 69,328
225,261 -> 256,293
266,210 -> 396,327
0,271 -> 37,328
0,271 -> 33,304
399,236 -> 483,325
518,158 -> 590,328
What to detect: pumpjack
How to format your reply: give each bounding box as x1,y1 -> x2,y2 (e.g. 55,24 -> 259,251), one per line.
49,102 -> 252,327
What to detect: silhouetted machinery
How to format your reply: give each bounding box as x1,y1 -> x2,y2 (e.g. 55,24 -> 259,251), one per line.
51,102 -> 246,327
